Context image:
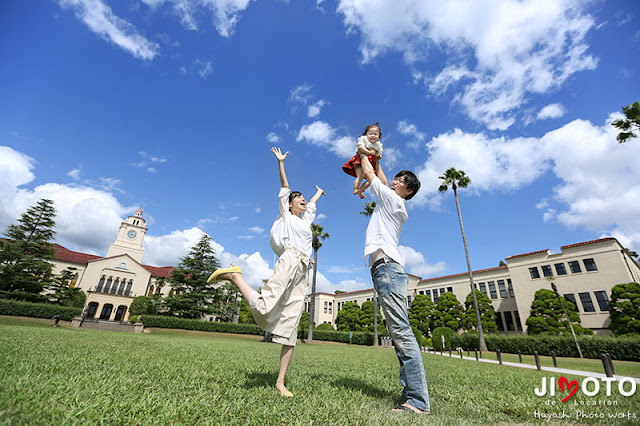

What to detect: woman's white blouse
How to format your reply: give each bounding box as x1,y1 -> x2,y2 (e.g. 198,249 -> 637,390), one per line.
269,187 -> 316,258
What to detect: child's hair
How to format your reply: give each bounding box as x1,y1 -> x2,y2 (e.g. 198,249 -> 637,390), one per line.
288,191 -> 303,204
362,122 -> 382,138
395,171 -> 420,200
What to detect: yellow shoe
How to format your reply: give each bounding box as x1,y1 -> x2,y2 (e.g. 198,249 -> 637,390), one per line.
207,265 -> 241,283
280,391 -> 294,398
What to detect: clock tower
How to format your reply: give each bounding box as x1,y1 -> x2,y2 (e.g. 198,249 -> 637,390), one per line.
106,208 -> 148,263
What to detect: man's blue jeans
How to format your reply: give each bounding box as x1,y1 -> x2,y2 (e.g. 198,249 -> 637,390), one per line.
371,260 -> 430,412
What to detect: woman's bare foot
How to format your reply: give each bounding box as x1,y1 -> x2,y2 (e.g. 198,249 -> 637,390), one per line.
276,382 -> 293,397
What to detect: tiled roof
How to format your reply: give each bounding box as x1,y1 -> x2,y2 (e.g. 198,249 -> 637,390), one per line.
561,237 -> 617,250
418,265 -> 508,284
505,249 -> 548,260
52,243 -> 174,278
316,288 -> 373,297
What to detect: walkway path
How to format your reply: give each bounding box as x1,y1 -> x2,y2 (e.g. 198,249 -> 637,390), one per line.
425,351 -> 640,384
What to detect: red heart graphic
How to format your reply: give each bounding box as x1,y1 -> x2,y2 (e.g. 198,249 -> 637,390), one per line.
558,376 -> 578,402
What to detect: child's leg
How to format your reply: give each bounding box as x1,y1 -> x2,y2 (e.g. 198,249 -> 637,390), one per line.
353,165 -> 364,194
356,180 -> 371,199
276,345 -> 295,396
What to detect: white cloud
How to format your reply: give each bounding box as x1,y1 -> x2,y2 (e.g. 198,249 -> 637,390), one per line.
399,245 -> 447,278
382,147 -> 401,170
289,84 -> 313,105
397,120 -> 427,145
58,0 -> 159,60
315,213 -> 327,221
248,226 -> 264,234
537,103 -> 566,120
308,100 -> 327,118
266,132 -> 282,143
315,272 -> 369,294
67,167 -> 82,181
327,265 -> 352,274
296,121 -> 355,158
337,0 -> 598,130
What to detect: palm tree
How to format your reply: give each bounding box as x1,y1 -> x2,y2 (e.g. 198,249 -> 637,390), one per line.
360,201 -> 379,346
438,167 -> 487,351
307,223 -> 329,344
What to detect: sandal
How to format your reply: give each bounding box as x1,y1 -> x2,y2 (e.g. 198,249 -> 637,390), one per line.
391,403 -> 430,415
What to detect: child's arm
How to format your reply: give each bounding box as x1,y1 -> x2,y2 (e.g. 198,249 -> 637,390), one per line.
309,185 -> 325,204
357,145 -> 377,156
271,147 -> 289,188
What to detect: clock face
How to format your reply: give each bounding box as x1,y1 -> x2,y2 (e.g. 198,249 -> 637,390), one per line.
127,230 -> 137,239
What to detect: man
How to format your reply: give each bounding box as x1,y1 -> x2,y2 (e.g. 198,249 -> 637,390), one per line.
360,155 -> 430,415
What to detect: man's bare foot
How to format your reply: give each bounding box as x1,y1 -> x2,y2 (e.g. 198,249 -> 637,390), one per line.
276,382 -> 293,397
391,403 -> 430,414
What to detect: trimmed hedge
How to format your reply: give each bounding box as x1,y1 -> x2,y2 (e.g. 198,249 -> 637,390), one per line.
0,299 -> 81,321
450,333 -> 640,361
140,315 -> 264,335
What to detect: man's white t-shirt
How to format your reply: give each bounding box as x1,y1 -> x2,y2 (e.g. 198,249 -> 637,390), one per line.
364,177 -> 407,267
270,187 -> 316,258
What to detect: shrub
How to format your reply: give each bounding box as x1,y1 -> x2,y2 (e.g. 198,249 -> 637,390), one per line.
432,326 -> 457,350
316,322 -> 334,331
140,315 -> 263,335
0,299 -> 81,321
129,296 -> 152,316
129,315 -> 139,323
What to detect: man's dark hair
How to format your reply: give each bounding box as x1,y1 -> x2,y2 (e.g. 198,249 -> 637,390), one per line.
396,171 -> 420,200
288,191 -> 302,204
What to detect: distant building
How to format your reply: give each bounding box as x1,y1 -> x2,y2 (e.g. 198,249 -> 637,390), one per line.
49,209 -> 174,321
305,238 -> 640,336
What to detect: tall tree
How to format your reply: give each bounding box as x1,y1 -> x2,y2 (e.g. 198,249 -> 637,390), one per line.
47,266 -> 86,308
360,300 -> 383,332
438,168 -> 487,350
0,199 -> 57,295
609,282 -> 640,336
432,292 -> 464,330
307,223 -> 329,343
408,294 -> 436,337
612,101 -> 640,143
335,301 -> 362,331
462,291 -> 498,333
166,234 -> 222,319
525,289 -> 592,335
360,201 -> 380,345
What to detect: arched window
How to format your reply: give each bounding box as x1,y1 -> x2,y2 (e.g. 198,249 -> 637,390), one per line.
155,285 -> 163,295
118,280 -> 126,295
114,305 -> 127,321
125,280 -> 133,296
69,273 -> 78,288
104,277 -> 113,293
96,276 -> 105,292
147,285 -> 154,297
111,278 -> 119,294
87,302 -> 99,319
99,304 -> 113,320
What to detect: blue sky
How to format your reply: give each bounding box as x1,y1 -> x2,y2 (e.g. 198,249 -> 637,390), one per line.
1,0 -> 639,293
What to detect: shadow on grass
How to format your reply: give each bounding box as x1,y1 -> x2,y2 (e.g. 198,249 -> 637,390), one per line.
331,376 -> 395,400
243,371 -> 279,389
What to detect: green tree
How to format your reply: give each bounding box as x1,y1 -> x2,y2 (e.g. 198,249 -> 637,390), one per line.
360,300 -> 383,332
462,291 -> 498,333
439,168 -> 487,350
238,299 -> 257,324
335,301 -> 362,331
47,267 -> 86,307
129,296 -> 152,315
609,282 -> 640,336
166,234 -> 222,319
432,326 -> 456,350
432,292 -> 464,331
525,289 -> 592,335
0,199 -> 57,295
298,310 -> 310,333
360,201 -> 380,346
612,101 -> 640,143
316,322 -> 334,331
408,294 -> 436,336
307,223 -> 329,344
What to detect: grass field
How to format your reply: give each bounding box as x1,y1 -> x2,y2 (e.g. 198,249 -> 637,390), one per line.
1,316 -> 639,425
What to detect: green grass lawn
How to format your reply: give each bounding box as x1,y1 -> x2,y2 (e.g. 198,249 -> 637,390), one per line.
1,316 -> 639,425
443,349 -> 640,378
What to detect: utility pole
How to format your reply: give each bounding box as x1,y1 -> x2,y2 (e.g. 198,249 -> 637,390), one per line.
549,279 -> 583,358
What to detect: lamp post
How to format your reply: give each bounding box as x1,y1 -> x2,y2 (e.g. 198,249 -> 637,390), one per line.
548,278 -> 583,358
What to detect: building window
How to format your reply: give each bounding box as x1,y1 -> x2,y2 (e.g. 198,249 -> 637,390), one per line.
478,282 -> 487,296
407,295 -> 412,307
541,265 -> 553,277
96,276 -> 105,292
419,290 -> 424,295
324,301 -> 328,313
497,280 -> 508,298
504,311 -> 515,331
578,292 -> 596,312
507,279 -> 514,297
86,302 -> 98,319
563,294 -> 579,312
433,291 -> 439,304
447,287 -> 453,293
99,304 -> 113,320
488,281 -> 498,299
104,277 -> 112,293
426,289 -> 431,301
118,280 -> 126,295
328,302 -> 333,314
111,278 -> 119,294
495,312 -> 504,331
440,288 -> 446,296
529,267 -> 540,279
513,311 -> 523,331
568,261 -> 582,273
125,280 -> 133,296
594,291 -> 609,311
583,258 -> 597,272
554,263 -> 567,275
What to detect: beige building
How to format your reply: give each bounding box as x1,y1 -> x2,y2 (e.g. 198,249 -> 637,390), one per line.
305,238 -> 640,336
49,209 -> 174,321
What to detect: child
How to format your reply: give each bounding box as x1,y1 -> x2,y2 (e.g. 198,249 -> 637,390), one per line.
342,122 -> 383,199
208,147 -> 325,398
